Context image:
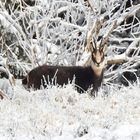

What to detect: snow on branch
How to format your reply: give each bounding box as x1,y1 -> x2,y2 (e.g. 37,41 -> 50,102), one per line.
115,4 -> 140,26
0,0 -> 140,84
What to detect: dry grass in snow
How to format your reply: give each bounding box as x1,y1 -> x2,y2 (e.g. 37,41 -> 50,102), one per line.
0,80 -> 140,139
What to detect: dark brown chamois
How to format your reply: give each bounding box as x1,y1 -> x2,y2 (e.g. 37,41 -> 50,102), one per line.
22,18 -> 119,93
22,38 -> 106,93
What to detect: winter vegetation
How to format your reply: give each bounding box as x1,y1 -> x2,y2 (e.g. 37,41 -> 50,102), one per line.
0,0 -> 140,139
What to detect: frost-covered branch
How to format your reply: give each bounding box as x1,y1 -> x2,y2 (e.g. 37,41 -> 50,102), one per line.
0,0 -> 140,85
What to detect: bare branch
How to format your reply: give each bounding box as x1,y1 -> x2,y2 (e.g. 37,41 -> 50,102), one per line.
116,4 -> 140,26
107,54 -> 128,65
107,38 -> 140,65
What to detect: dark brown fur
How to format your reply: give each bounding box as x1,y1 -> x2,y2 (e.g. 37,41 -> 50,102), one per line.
22,39 -> 105,93
22,65 -> 104,93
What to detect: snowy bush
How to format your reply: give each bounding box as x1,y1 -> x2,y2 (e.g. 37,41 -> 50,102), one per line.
0,0 -> 139,83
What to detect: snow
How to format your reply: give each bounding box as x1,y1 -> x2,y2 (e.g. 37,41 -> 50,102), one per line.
0,80 -> 140,139
0,0 -> 140,139
0,78 -> 14,99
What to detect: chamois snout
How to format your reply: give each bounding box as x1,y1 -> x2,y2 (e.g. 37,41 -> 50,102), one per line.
95,62 -> 100,67
92,49 -> 105,68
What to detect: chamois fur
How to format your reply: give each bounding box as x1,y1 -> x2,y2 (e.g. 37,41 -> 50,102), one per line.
22,64 -> 104,92
22,38 -> 106,93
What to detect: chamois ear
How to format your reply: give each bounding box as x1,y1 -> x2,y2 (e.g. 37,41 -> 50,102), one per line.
91,37 -> 97,52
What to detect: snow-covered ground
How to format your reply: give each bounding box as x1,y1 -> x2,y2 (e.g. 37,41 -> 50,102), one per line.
0,80 -> 140,140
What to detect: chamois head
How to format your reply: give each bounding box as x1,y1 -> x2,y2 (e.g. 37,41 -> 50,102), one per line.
85,18 -> 117,74
88,37 -> 106,76
92,38 -> 106,66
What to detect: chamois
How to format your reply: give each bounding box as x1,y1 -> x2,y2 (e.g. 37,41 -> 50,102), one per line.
22,38 -> 106,93
22,18 -> 117,94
